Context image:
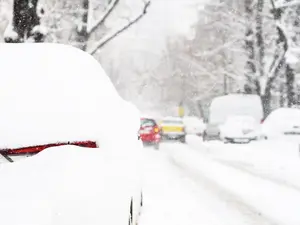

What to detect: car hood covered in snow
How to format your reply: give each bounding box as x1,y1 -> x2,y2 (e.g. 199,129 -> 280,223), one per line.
0,43 -> 141,151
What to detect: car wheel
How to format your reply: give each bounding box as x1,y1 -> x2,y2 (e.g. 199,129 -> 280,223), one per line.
223,139 -> 229,144
203,132 -> 208,142
128,200 -> 133,225
180,136 -> 186,143
140,192 -> 143,207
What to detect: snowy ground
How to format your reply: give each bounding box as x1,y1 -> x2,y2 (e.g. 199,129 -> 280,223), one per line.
140,144 -> 277,225
188,136 -> 300,190
140,137 -> 300,225
1,137 -> 300,225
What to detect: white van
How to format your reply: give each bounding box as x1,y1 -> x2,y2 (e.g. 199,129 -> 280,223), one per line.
203,94 -> 263,141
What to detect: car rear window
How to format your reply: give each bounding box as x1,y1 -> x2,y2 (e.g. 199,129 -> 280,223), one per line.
162,120 -> 183,125
141,118 -> 156,127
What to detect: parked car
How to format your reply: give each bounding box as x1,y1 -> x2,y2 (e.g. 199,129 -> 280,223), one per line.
139,117 -> 161,149
203,94 -> 263,141
183,116 -> 206,136
0,43 -> 143,225
262,107 -> 300,141
160,116 -> 186,143
219,115 -> 262,143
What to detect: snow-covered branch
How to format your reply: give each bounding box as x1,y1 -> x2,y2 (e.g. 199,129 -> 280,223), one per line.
275,0 -> 300,9
193,39 -> 240,57
87,0 -> 120,35
88,0 -> 151,55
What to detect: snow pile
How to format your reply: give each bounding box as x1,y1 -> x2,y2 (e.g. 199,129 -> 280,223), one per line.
169,144 -> 300,225
0,43 -> 141,150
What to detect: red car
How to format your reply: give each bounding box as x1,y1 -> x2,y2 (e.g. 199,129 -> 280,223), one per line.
139,118 -> 161,149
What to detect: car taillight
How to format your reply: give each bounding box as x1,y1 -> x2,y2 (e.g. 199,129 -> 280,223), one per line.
154,127 -> 159,133
1,141 -> 97,155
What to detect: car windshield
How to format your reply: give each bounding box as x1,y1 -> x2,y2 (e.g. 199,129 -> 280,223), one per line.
141,119 -> 156,127
226,116 -> 256,125
162,120 -> 183,125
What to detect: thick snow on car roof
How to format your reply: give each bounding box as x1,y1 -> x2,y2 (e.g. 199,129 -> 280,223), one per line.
209,94 -> 263,123
0,43 -> 140,150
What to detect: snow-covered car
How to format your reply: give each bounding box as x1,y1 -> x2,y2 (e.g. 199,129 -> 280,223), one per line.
183,116 -> 206,136
203,94 -> 263,141
219,115 -> 262,143
159,116 -> 186,143
0,43 -> 143,225
262,108 -> 300,140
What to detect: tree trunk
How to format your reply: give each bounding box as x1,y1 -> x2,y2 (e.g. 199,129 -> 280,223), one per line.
286,63 -> 295,107
256,0 -> 265,79
5,0 -> 45,43
279,83 -> 285,107
244,0 -> 256,92
76,0 -> 89,51
261,88 -> 272,118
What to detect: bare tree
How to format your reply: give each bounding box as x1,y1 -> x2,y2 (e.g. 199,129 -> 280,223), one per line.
4,0 -> 46,43
4,0 -> 151,54
244,0 -> 256,89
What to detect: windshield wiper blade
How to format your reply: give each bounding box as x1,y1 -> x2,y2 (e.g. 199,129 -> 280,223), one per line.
0,153 -> 14,163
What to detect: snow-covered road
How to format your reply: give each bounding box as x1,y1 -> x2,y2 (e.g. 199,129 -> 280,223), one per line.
140,143 -> 275,225
140,137 -> 300,225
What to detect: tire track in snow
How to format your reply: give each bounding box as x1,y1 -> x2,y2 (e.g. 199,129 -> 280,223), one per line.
187,136 -> 300,195
165,145 -> 279,225
216,159 -> 300,193
140,145 -> 274,225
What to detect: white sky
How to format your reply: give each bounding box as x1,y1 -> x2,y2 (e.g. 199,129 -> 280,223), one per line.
103,0 -> 205,55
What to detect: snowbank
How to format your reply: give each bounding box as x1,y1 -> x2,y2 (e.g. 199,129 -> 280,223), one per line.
0,43 -> 140,150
